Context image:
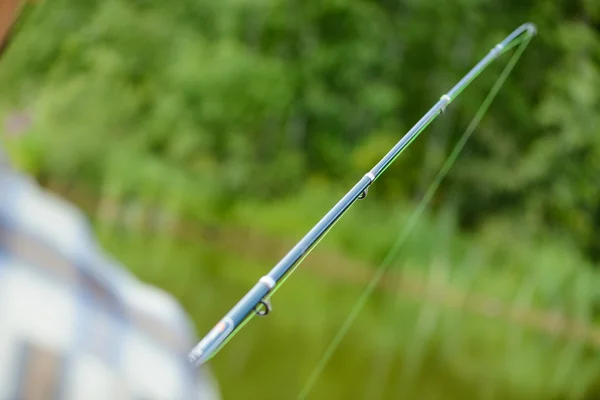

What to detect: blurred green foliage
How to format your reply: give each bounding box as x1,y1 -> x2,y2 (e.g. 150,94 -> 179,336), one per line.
1,0 -> 600,398
2,0 -> 600,258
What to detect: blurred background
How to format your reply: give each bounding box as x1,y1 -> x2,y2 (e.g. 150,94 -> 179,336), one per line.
1,0 -> 600,399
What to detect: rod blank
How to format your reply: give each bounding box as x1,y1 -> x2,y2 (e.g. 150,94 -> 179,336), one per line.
188,22 -> 537,367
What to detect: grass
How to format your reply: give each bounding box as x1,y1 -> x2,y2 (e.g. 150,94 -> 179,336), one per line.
5,133 -> 600,398
86,174 -> 600,399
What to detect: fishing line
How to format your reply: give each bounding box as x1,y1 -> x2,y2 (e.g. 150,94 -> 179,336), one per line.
297,28 -> 534,400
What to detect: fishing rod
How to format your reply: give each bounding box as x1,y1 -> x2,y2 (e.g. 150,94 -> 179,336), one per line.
188,22 -> 537,367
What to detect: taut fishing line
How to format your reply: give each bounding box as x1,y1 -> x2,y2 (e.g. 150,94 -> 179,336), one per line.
297,24 -> 536,399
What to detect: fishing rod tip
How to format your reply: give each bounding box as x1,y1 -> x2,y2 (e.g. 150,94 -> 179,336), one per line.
524,22 -> 537,37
